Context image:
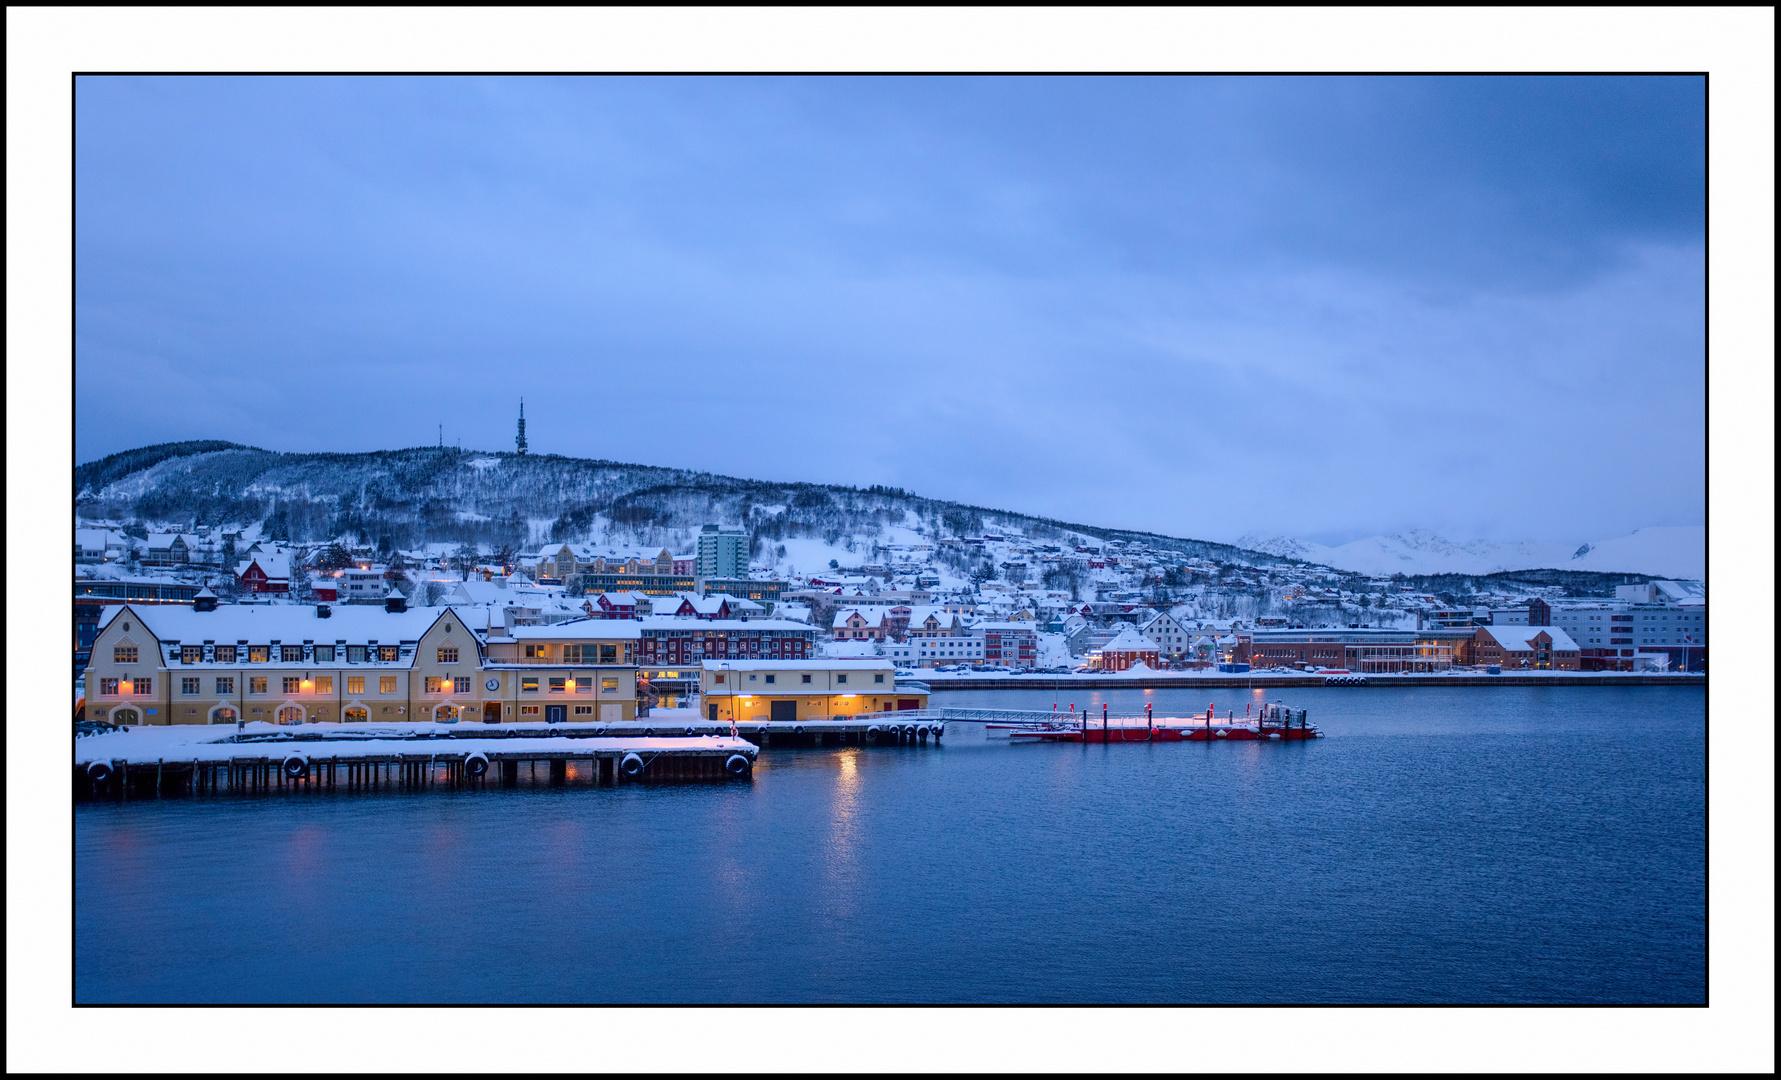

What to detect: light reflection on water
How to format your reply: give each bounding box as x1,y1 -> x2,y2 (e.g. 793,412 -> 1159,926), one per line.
76,686 -> 1704,1004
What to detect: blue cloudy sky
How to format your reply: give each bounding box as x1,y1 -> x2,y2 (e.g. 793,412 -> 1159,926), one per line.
75,76 -> 1704,546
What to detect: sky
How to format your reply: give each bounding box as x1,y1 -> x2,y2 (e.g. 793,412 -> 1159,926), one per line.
74,75 -> 1706,547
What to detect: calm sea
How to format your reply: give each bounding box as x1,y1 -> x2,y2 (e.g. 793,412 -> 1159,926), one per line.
74,685 -> 1705,1004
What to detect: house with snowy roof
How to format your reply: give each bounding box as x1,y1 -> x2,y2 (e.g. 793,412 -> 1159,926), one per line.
235,549 -> 294,595
1096,627 -> 1159,672
1473,624 -> 1580,671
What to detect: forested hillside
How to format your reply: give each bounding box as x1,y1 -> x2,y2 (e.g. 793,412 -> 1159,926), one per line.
75,443 -> 1284,566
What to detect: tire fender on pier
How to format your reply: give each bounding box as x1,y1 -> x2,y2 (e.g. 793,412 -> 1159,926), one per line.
86,760 -> 114,784
642,728 -> 655,738
793,725 -> 805,735
282,754 -> 309,779
463,752 -> 489,777
620,752 -> 646,777
725,754 -> 751,776
685,726 -> 697,737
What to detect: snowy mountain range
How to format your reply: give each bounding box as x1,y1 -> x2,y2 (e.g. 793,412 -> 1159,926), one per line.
1233,526 -> 1704,579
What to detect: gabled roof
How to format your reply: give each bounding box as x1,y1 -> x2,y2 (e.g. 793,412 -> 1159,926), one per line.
1103,628 -> 1157,652
96,602 -> 464,656
1481,625 -> 1579,652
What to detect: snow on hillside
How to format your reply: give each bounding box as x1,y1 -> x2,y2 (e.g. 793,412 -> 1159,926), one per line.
1235,526 -> 1704,578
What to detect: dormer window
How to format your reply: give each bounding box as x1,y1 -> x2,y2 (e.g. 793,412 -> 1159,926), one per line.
114,645 -> 138,664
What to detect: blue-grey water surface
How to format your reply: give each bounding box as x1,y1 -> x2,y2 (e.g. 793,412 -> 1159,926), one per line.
75,686 -> 1705,1003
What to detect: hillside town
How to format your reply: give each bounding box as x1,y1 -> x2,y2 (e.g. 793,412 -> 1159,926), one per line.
76,509 -> 1708,712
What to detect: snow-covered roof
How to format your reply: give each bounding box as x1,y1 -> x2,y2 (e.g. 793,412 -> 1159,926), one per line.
831,606 -> 894,628
1103,628 -> 1158,652
636,616 -> 815,632
701,659 -> 892,671
973,620 -> 1037,632
1654,580 -> 1706,605
101,602 -> 460,649
1481,625 -> 1579,652
502,619 -> 643,641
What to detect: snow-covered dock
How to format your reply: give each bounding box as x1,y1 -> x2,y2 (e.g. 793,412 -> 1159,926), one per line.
74,719 -> 759,799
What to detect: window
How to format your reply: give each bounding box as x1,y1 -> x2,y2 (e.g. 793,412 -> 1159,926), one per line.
214,645 -> 237,663
313,645 -> 335,663
714,674 -> 725,684
525,644 -> 545,659
379,676 -> 397,694
562,644 -> 583,663
601,644 -> 618,663
250,677 -> 268,694
454,676 -> 471,694
215,677 -> 234,694
548,677 -> 566,693
283,677 -> 300,694
315,677 -> 333,694
802,673 -> 812,684
249,646 -> 269,663
114,645 -> 138,663
181,646 -> 202,664
765,674 -> 776,684
347,676 -> 365,695
426,677 -> 444,694
575,676 -> 592,693
875,674 -> 885,683
837,674 -> 847,685
100,678 -> 119,695
133,678 -> 152,695
520,705 -> 540,715
282,646 -> 303,662
521,677 -> 539,693
346,645 -> 367,663
438,646 -> 459,664
574,705 -> 593,715
602,677 -> 619,694
181,677 -> 200,694
378,646 -> 399,662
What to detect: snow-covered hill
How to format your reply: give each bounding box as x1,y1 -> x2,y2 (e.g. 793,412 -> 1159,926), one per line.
1234,526 -> 1703,579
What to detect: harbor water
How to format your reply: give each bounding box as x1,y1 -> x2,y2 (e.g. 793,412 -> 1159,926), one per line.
74,685 -> 1705,1003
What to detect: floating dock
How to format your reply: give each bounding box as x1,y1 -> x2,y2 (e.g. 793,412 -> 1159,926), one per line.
73,720 -> 761,800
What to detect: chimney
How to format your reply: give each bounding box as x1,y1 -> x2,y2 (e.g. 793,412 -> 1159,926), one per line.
316,604 -> 331,618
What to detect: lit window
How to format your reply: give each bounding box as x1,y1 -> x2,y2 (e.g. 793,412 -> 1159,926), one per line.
114,645 -> 138,663
315,677 -> 333,694
426,677 -> 444,694
181,646 -> 202,664
249,646 -> 269,663
250,677 -> 268,694
601,678 -> 619,694
347,676 -> 365,694
522,677 -> 539,693
379,676 -> 397,694
378,646 -> 398,662
438,646 -> 459,664
283,677 -> 300,694
215,645 -> 237,663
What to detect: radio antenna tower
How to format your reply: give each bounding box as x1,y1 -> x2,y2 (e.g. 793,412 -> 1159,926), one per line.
516,399 -> 528,456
